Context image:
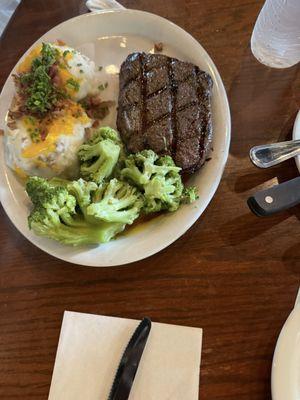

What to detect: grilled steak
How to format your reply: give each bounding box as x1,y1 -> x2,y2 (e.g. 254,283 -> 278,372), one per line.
117,52 -> 213,173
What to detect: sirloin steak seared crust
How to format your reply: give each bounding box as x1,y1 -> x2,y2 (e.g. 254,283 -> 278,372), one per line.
117,52 -> 213,173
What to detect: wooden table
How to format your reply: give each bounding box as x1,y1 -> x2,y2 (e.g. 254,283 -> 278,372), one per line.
0,0 -> 299,398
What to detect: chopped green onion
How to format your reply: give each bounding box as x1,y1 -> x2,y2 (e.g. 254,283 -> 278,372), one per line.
66,78 -> 80,92
98,82 -> 108,91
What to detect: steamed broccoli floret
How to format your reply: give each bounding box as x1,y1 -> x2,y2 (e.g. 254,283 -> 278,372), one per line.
95,126 -> 123,144
26,177 -> 125,245
48,177 -> 97,221
26,176 -> 76,217
66,178 -> 97,218
120,150 -> 185,213
78,127 -> 121,184
48,177 -> 71,188
28,208 -> 124,245
121,150 -> 181,187
181,186 -> 199,204
143,171 -> 183,213
87,178 -> 143,224
50,177 -> 140,225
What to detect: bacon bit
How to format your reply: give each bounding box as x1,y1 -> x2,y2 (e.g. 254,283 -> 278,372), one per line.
12,74 -> 19,85
84,128 -> 93,140
53,108 -> 64,117
49,64 -> 62,88
7,104 -> 21,128
80,94 -> 115,120
8,110 -> 23,119
52,74 -> 62,87
0,129 -> 4,136
56,39 -> 66,46
7,120 -> 17,129
100,100 -> 115,108
7,121 -> 17,129
154,42 -> 163,52
40,130 -> 48,141
10,94 -> 23,109
48,64 -> 59,78
90,95 -> 102,106
92,120 -> 100,128
54,99 -> 67,112
8,91 -> 27,122
86,109 -> 94,118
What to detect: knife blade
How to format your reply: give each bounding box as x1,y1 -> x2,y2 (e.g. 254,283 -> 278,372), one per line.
108,317 -> 152,400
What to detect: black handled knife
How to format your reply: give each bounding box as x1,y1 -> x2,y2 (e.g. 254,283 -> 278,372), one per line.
247,176 -> 300,216
108,317 -> 152,400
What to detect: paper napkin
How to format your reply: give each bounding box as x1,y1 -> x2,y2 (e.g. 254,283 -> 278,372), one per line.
48,311 -> 203,400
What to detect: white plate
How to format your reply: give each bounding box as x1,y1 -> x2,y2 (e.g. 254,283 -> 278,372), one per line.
0,10 -> 230,267
292,110 -> 300,172
271,294 -> 300,400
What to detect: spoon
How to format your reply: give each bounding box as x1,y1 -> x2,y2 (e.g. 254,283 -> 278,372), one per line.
250,110 -> 300,168
250,139 -> 300,168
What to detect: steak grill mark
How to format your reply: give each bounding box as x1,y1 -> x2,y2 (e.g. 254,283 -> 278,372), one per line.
117,52 -> 213,173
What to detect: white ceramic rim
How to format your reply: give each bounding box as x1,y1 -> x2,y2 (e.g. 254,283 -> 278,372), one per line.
271,304 -> 300,400
292,110 -> 300,172
0,9 -> 231,266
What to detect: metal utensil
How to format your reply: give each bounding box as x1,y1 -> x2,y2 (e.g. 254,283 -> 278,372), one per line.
250,139 -> 300,168
247,176 -> 300,216
108,317 -> 152,400
86,0 -> 125,12
250,110 -> 300,168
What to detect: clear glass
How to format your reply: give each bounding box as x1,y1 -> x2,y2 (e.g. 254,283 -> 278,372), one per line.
251,0 -> 300,68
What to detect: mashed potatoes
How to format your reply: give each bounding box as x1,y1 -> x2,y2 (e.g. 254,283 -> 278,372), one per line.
17,43 -> 96,101
53,44 -> 96,101
5,42 -> 97,179
5,100 -> 92,178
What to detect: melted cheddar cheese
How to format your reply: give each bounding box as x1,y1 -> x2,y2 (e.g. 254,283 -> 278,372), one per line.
14,166 -> 28,180
64,51 -> 73,62
57,67 -> 80,97
21,102 -> 90,159
17,44 -> 42,74
17,44 -> 80,97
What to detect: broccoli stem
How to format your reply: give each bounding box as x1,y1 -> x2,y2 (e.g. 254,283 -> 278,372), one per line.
31,220 -> 125,246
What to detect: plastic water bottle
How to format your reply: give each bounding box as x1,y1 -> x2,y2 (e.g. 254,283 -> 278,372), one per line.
251,0 -> 300,68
